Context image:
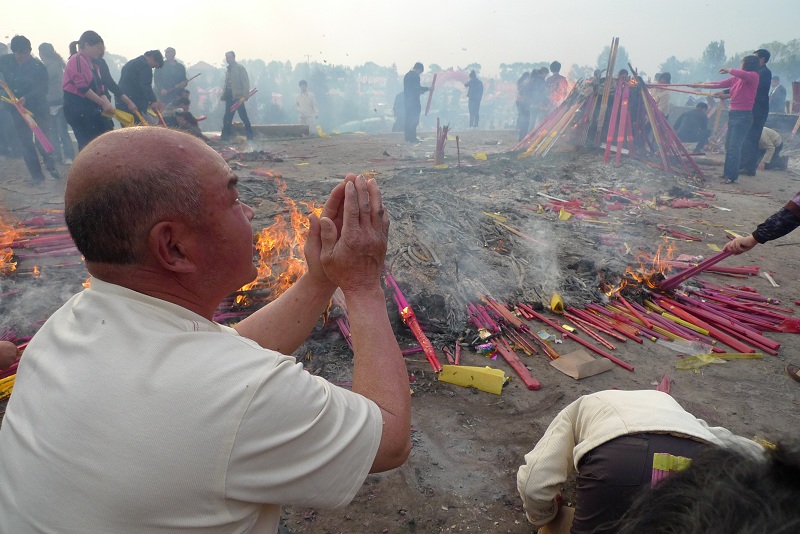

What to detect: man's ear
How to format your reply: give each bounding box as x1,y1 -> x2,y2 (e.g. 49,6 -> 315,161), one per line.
148,221 -> 197,273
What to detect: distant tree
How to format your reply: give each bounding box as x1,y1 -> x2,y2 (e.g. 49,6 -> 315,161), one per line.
568,64 -> 595,82
730,39 -> 800,82
596,45 -> 630,73
658,56 -> 692,83
428,63 -> 443,73
498,62 -> 548,82
702,40 -> 726,66
103,52 -> 127,82
465,62 -> 482,75
698,40 -> 727,80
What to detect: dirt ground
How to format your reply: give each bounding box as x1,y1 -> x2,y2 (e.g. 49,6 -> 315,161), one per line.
2,126 -> 800,533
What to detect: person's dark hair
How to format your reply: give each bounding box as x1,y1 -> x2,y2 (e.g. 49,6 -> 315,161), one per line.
175,96 -> 190,106
38,42 -> 64,65
550,60 -> 561,73
617,444 -> 800,534
299,80 -> 307,87
696,102 -> 709,110
78,31 -> 103,48
10,35 -> 32,54
742,55 -> 760,72
754,49 -> 771,63
65,154 -> 202,265
659,72 -> 671,83
773,75 -> 780,82
145,50 -> 164,68
69,41 -> 79,56
618,69 -> 629,77
413,62 -> 424,71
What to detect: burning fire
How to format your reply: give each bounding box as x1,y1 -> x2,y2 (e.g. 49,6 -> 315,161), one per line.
0,214 -> 19,275
603,244 -> 676,297
236,180 -> 322,305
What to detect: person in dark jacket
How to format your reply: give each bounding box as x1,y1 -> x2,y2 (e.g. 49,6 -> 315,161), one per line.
118,50 -> 164,124
464,70 -> 483,128
769,76 -> 787,114
94,50 -> 137,130
0,35 -> 58,182
739,49 -> 772,175
673,102 -> 711,153
403,62 -> 429,143
38,42 -> 75,164
154,47 -> 187,105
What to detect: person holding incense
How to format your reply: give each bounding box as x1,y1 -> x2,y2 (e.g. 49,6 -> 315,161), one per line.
739,49 -> 772,177
464,70 -> 483,128
0,127 -> 411,533
724,192 -> 800,255
154,47 -> 188,105
220,50 -> 254,141
62,31 -> 116,150
517,389 -> 763,534
403,62 -> 429,143
703,55 -> 760,184
118,49 -> 165,125
0,35 -> 59,182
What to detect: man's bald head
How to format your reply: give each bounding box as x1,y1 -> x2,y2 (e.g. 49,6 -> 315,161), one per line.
65,128 -> 210,265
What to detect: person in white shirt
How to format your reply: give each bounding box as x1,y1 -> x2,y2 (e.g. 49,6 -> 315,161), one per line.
517,390 -> 763,534
0,127 -> 411,533
295,79 -> 318,136
758,126 -> 784,170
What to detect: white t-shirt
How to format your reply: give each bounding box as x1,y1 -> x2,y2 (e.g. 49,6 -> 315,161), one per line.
0,278 -> 382,533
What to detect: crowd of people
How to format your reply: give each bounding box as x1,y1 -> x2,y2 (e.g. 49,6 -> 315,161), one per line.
0,35 -> 799,532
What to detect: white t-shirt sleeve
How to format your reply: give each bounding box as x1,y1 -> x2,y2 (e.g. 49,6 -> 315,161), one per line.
224,356 -> 382,508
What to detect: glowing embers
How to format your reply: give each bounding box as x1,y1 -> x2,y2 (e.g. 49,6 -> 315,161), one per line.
602,244 -> 676,297
236,180 -> 322,306
0,214 -> 20,274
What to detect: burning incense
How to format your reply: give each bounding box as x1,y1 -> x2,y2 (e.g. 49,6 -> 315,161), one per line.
658,250 -> 733,291
384,270 -> 443,373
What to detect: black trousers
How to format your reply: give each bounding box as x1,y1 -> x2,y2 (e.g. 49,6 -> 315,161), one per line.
6,104 -> 55,181
759,143 -> 784,169
404,107 -> 420,142
571,433 -> 708,534
64,92 -> 111,151
221,98 -> 253,140
468,99 -> 481,127
740,109 -> 768,173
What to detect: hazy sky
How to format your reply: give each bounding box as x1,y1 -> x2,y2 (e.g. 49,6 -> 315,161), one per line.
4,0 -> 799,77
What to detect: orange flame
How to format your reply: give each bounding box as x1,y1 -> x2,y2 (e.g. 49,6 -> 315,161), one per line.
236,180 -> 322,305
603,244 -> 676,296
0,213 -> 20,274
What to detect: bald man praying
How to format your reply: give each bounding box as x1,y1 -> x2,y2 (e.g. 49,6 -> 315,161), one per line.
0,127 -> 410,533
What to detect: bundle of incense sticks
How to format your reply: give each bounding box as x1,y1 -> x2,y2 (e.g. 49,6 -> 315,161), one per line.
230,88 -> 259,112
659,250 -> 733,290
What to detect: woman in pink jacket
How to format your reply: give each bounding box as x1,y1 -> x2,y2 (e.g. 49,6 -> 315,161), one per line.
704,55 -> 760,183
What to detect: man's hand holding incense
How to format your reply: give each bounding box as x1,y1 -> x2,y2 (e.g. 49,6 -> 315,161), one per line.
724,235 -> 758,255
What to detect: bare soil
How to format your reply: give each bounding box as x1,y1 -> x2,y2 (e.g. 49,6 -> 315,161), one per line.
2,127 -> 800,534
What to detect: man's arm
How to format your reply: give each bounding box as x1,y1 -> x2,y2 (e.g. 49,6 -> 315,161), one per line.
234,179 -> 349,353
319,175 -> 410,472
517,403 -> 578,527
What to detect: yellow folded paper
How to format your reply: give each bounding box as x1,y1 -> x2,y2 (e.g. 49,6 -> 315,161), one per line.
102,109 -> 135,127
437,365 -> 507,395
